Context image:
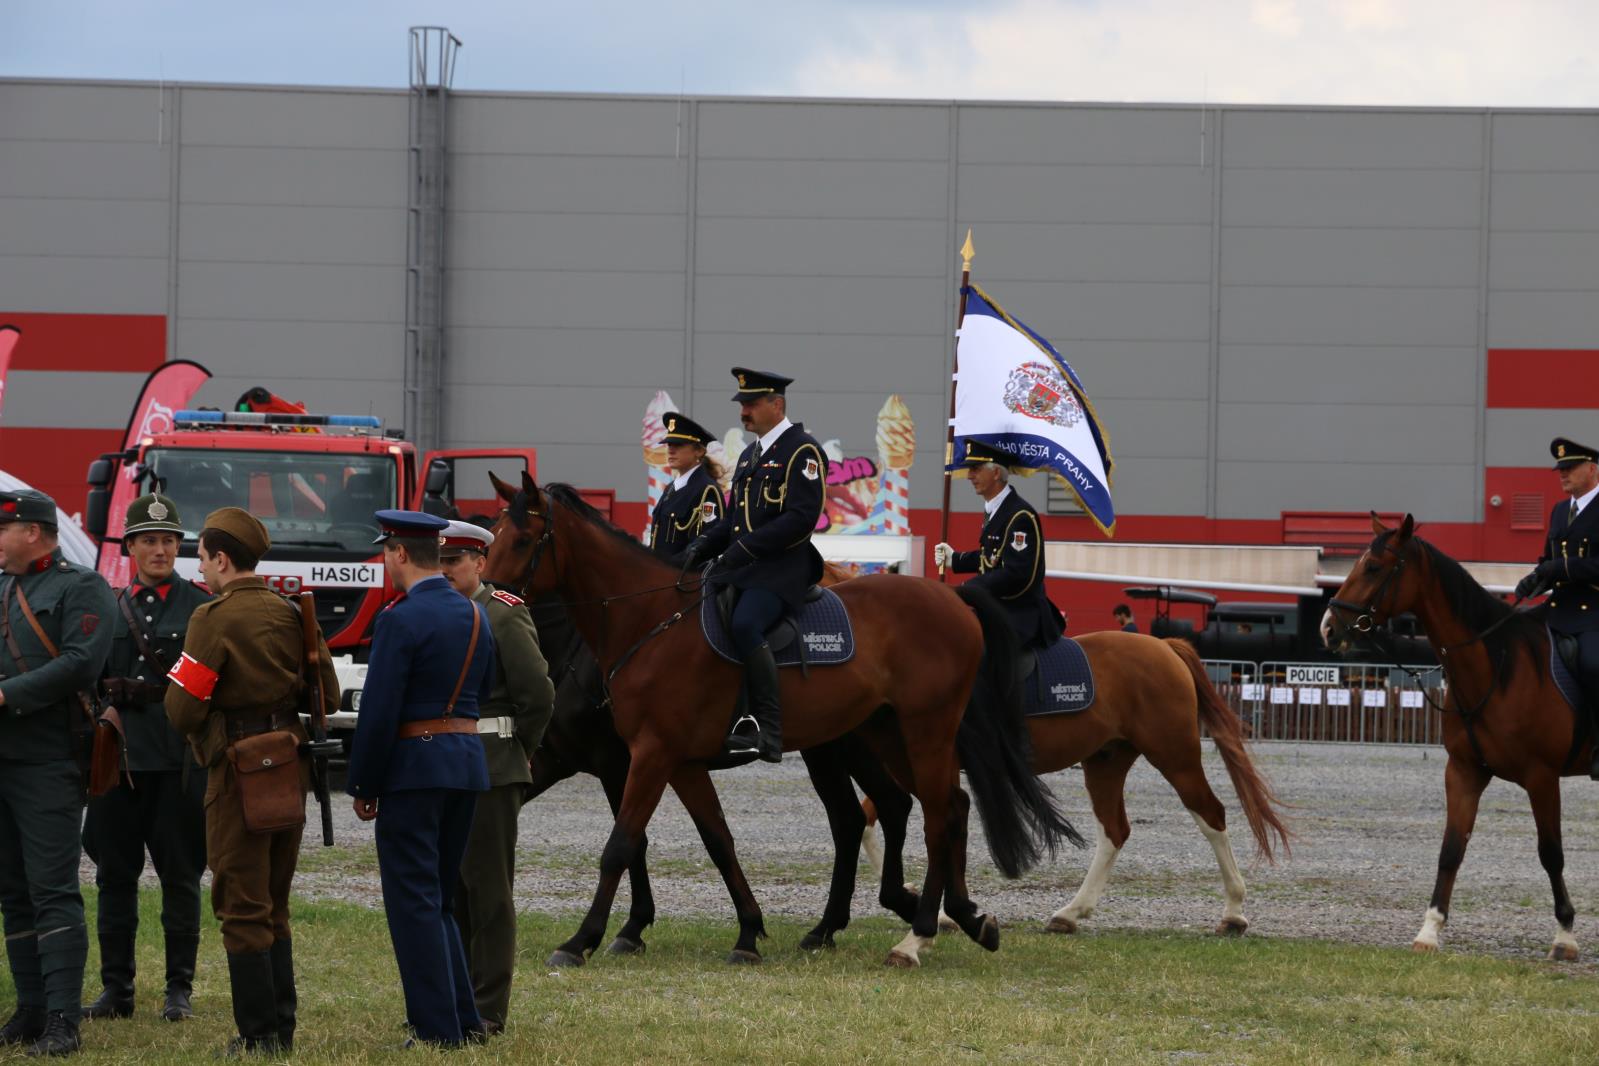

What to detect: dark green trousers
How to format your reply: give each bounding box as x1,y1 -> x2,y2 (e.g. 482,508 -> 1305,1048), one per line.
453,782 -> 525,1029
82,769 -> 207,939
0,759 -> 88,1021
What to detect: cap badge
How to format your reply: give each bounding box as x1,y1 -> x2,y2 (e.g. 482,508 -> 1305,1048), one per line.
667,417 -> 677,431
148,500 -> 169,521
1560,444 -> 1568,458
738,374 -> 747,387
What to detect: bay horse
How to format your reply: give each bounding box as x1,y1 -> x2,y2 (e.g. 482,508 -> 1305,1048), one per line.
859,634 -> 1291,936
483,471 -> 1079,967
1323,513 -> 1583,959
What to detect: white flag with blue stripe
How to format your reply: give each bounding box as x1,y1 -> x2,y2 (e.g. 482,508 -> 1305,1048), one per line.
949,283 -> 1116,535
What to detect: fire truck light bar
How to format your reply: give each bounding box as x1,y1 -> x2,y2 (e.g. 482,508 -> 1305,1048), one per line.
174,411 -> 382,429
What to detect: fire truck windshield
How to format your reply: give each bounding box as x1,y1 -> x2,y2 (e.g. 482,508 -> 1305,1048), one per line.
144,448 -> 397,555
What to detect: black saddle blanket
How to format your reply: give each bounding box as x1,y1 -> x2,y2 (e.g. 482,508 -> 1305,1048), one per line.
1551,626 -> 1582,712
1021,637 -> 1095,717
702,587 -> 856,668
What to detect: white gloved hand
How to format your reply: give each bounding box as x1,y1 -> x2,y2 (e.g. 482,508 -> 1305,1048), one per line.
933,542 -> 954,569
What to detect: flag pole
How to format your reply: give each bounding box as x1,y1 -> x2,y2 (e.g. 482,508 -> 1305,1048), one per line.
938,229 -> 975,579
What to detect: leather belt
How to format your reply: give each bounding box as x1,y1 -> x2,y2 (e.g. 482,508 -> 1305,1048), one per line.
227,711 -> 299,740
397,717 -> 479,740
477,716 -> 515,738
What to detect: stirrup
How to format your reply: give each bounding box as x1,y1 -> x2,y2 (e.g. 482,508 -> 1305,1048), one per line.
723,715 -> 760,754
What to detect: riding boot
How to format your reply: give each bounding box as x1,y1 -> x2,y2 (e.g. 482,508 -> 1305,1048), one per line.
722,643 -> 782,764
161,933 -> 200,1022
83,931 -> 136,1020
223,950 -> 281,1055
269,938 -> 296,1051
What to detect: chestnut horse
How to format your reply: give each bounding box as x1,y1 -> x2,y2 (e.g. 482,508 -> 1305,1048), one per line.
1323,513 -> 1583,958
483,472 -> 1079,967
861,634 -> 1291,936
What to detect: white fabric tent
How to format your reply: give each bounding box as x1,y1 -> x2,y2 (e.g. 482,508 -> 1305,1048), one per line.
0,470 -> 98,567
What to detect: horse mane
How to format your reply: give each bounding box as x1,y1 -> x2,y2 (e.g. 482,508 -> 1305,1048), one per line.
538,482 -> 675,571
1394,532 -> 1545,675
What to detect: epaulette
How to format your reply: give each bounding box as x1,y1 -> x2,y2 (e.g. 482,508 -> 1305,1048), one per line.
491,588 -> 524,607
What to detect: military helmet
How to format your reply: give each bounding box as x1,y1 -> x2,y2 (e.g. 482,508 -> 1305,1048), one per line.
124,493 -> 185,537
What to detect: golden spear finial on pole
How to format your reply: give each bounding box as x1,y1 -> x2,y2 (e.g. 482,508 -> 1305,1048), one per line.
960,228 -> 975,276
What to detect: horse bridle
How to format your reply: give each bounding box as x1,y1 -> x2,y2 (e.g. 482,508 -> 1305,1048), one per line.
1327,540 -> 1408,640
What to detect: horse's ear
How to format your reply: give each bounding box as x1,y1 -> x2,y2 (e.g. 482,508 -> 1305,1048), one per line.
520,469 -> 541,507
489,471 -> 516,503
1396,513 -> 1416,543
1369,510 -> 1389,534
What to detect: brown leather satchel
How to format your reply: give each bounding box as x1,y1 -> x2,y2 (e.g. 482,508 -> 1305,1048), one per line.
228,730 -> 306,834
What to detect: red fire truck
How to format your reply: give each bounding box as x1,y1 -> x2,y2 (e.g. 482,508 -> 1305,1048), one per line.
82,399 -> 542,733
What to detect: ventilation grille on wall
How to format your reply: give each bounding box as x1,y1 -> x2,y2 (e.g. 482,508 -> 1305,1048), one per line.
1511,493 -> 1547,531
1045,476 -> 1085,516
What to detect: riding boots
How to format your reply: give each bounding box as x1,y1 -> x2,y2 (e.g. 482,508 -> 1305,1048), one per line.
269,938 -> 296,1050
223,949 -> 282,1056
82,933 -> 136,1020
162,933 -> 200,1022
722,643 -> 783,764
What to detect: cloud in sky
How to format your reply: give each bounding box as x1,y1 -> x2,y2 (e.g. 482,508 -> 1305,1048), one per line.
4,0 -> 1595,108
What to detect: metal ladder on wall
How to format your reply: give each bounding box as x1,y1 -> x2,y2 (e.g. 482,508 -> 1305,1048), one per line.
404,26 -> 461,454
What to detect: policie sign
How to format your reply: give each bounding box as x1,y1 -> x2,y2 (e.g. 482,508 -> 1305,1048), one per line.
1285,665 -> 1340,687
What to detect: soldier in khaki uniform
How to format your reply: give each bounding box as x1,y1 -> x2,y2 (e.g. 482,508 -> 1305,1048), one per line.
438,520 -> 554,1035
82,494 -> 211,1024
163,508 -> 337,1055
0,488 -> 116,1057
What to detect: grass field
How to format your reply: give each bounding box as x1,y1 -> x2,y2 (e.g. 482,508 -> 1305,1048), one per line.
8,890 -> 1599,1064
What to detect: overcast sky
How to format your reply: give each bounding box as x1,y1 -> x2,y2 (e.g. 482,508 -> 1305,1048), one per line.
5,0 -> 1595,108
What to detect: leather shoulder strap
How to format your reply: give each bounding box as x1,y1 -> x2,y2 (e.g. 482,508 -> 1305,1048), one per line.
14,583 -> 59,658
443,603 -> 483,718
115,589 -> 168,672
0,582 -> 27,674
11,581 -> 97,723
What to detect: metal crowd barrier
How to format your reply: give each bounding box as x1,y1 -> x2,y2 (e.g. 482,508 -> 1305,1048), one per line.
1199,659 -> 1445,746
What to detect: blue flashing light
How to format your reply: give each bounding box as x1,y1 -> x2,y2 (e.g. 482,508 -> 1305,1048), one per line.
172,410 -> 383,429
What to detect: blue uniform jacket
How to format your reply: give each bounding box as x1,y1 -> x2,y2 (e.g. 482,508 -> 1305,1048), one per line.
648,465 -> 725,563
696,422 -> 827,610
951,487 -> 1064,650
346,576 -> 495,797
1541,499 -> 1599,634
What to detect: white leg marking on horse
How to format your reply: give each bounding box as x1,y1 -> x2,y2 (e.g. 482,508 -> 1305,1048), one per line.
1553,926 -> 1579,958
861,824 -> 885,880
1190,810 -> 1247,926
1414,907 -> 1447,949
888,930 -> 931,967
1050,822 -> 1122,928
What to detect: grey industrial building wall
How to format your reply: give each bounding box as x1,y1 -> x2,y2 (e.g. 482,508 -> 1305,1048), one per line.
3,78 -> 1597,523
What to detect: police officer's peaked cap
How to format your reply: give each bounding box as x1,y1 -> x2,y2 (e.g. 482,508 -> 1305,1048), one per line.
662,412 -> 715,447
730,367 -> 794,402
961,440 -> 1009,466
373,509 -> 449,544
440,519 -> 495,554
1551,437 -> 1599,469
0,488 -> 57,526
203,507 -> 270,558
124,493 -> 185,537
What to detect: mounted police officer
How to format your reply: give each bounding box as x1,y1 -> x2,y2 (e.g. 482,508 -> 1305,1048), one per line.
648,413 -> 725,563
348,510 -> 494,1048
164,506 -> 338,1056
438,520 -> 554,1037
0,488 -> 115,1057
685,368 -> 827,764
83,494 -> 210,1025
1517,437 -> 1599,778
933,441 -> 1064,651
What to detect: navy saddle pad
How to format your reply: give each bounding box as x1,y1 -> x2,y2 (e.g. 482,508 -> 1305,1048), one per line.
1021,637 -> 1095,717
1550,626 -> 1582,711
702,587 -> 856,668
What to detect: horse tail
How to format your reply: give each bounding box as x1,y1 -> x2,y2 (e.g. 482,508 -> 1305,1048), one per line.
1164,638 -> 1293,862
953,585 -> 1086,878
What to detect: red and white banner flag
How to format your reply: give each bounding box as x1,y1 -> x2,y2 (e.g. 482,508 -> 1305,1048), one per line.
98,360 -> 211,585
0,325 -> 19,422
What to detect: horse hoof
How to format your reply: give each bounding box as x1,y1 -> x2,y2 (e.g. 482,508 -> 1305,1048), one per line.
547,949 -> 586,968
798,931 -> 834,952
727,949 -> 762,966
1411,940 -> 1438,954
884,950 -> 919,969
1549,943 -> 1580,962
606,936 -> 646,957
1044,916 -> 1079,935
1215,918 -> 1248,937
977,914 -> 1000,953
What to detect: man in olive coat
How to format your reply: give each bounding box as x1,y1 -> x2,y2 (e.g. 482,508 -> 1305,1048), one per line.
439,520 -> 554,1034
0,488 -> 116,1057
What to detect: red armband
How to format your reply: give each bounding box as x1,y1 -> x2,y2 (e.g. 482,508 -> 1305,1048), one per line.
167,652 -> 220,700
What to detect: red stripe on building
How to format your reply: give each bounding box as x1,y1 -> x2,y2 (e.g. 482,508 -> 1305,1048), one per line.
1487,349 -> 1599,409
0,427 -> 121,515
0,313 -> 165,373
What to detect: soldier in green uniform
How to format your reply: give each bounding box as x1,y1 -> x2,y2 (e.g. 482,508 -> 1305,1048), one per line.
438,520 -> 554,1035
163,508 -> 338,1055
82,494 -> 211,1023
0,488 -> 116,1057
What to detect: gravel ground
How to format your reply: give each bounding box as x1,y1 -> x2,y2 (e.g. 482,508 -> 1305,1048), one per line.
102,742 -> 1599,965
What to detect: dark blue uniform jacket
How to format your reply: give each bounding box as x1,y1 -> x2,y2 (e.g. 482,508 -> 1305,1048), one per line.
649,466 -> 724,563
951,487 -> 1064,650
1542,499 -> 1599,634
696,422 -> 827,611
347,576 -> 494,797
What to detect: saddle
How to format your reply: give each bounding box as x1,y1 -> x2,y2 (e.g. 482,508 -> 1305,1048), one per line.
703,584 -> 855,673
1551,628 -> 1584,713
